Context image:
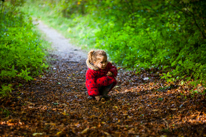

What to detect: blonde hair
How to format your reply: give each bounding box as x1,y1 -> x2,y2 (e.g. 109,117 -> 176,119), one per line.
88,49 -> 107,63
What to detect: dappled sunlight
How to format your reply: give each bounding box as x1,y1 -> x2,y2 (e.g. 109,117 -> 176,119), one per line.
107,80 -> 206,135
0,119 -> 24,127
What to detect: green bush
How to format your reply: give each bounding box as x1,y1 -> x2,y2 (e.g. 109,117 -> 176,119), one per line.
0,1 -> 49,96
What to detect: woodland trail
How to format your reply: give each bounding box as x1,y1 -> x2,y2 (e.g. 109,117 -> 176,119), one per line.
0,20 -> 205,136
34,20 -> 87,60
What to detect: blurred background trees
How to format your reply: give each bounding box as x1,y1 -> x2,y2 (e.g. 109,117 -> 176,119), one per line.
2,0 -> 205,88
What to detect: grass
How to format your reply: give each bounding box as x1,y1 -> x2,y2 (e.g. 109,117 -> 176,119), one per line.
0,108 -> 10,117
22,2 -> 99,52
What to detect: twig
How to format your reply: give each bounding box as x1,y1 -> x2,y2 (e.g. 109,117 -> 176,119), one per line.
162,118 -> 169,129
179,100 -> 188,108
145,30 -> 156,47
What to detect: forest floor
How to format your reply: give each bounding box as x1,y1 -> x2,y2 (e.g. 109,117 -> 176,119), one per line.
0,20 -> 206,137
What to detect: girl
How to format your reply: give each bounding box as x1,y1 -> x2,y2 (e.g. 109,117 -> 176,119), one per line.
85,49 -> 118,100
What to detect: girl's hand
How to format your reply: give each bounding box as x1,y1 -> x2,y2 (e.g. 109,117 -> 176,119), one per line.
106,71 -> 113,76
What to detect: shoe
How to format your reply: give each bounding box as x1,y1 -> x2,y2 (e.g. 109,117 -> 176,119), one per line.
87,96 -> 95,100
102,95 -> 110,100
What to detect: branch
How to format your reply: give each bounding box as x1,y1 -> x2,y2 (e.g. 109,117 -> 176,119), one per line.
124,0 -> 134,14
169,1 -> 206,40
162,118 -> 169,129
169,2 -> 192,17
186,7 -> 206,40
146,30 -> 156,47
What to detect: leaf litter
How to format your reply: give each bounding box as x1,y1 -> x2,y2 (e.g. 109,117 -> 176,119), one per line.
0,54 -> 206,136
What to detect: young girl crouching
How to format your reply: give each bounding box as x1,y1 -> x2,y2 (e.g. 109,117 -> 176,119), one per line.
85,49 -> 118,100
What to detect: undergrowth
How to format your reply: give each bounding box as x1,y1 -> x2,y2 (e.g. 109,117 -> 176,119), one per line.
0,1 -> 50,97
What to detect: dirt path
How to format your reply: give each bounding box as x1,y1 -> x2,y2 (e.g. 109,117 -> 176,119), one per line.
34,20 -> 87,61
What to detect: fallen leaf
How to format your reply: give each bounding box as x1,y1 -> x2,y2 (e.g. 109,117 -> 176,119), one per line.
33,133 -> 44,136
56,131 -> 62,135
152,109 -> 159,112
80,127 -> 89,134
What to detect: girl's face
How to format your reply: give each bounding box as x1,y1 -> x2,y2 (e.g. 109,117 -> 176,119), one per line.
93,56 -> 108,70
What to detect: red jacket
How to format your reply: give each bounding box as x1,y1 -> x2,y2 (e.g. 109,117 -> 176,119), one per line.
85,59 -> 117,96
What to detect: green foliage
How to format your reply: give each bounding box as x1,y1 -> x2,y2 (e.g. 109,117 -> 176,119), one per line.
0,108 -> 10,117
0,1 -> 49,96
25,0 -> 206,87
0,84 -> 13,97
